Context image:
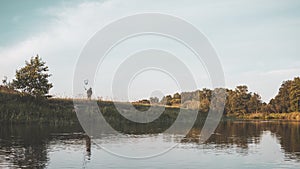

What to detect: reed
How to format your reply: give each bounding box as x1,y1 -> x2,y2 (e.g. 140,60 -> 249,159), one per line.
237,112 -> 300,121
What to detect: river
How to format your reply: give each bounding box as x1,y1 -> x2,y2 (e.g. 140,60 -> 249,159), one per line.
0,120 -> 299,168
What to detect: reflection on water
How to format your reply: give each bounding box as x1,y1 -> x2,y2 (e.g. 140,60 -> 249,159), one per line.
185,120 -> 300,160
0,120 -> 299,168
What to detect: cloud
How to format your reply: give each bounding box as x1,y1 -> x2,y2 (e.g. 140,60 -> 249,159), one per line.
226,68 -> 300,102
0,0 -> 118,96
0,0 -> 299,100
262,68 -> 300,76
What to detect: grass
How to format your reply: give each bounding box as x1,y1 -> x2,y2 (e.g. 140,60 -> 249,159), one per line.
0,90 -> 203,128
2,87 -> 300,125
0,90 -> 77,124
237,112 -> 300,121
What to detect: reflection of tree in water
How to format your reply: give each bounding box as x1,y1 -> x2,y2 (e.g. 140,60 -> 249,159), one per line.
83,102 -> 300,160
269,122 -> 300,160
0,124 -> 49,168
0,119 -> 299,168
182,120 -> 300,160
73,101 -> 300,161
0,124 -> 84,168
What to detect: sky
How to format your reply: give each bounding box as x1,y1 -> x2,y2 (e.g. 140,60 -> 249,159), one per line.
0,0 -> 300,102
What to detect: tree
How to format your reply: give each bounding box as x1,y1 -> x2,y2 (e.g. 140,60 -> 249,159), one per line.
230,85 -> 251,115
273,80 -> 292,113
161,95 -> 172,106
225,85 -> 260,115
247,93 -> 262,113
269,78 -> 300,113
12,55 -> 53,97
150,97 -> 159,104
173,93 -> 181,100
199,98 -> 210,112
289,77 -> 300,112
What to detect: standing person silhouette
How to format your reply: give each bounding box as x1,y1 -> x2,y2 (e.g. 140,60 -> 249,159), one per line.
84,79 -> 92,100
87,87 -> 92,100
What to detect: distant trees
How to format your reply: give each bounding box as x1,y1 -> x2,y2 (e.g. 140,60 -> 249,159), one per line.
160,93 -> 182,106
268,77 -> 300,113
247,93 -> 262,114
148,77 -> 300,114
159,85 -> 263,115
149,97 -> 159,104
224,85 -> 263,115
161,95 -> 172,106
12,55 -> 53,97
289,77 -> 300,112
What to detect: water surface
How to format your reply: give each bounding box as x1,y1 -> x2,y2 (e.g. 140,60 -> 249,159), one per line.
0,121 -> 299,168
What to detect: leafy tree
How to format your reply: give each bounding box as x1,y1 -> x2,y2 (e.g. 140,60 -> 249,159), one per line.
225,89 -> 235,114
170,92 -> 181,105
173,93 -> 181,100
150,97 -> 159,104
158,76 -> 300,114
199,98 -> 210,112
270,77 -> 300,113
12,55 -> 53,97
181,92 -> 193,103
289,77 -> 300,112
269,98 -> 280,113
273,80 -> 292,113
247,93 -> 262,113
161,95 -> 172,106
230,85 -> 251,115
224,86 -> 262,115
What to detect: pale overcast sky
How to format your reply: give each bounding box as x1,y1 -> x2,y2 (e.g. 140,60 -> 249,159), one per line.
0,0 -> 300,102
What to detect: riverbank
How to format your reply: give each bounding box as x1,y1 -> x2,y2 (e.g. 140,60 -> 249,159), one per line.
0,91 -> 77,124
235,112 -> 300,121
1,90 -> 300,124
0,91 -> 189,128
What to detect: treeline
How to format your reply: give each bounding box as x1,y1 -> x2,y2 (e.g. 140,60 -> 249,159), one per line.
268,77 -> 300,113
153,77 -> 300,115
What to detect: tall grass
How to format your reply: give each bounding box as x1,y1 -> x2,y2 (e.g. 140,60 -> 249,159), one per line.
2,90 -> 299,126
238,112 -> 300,121
0,92 -> 77,124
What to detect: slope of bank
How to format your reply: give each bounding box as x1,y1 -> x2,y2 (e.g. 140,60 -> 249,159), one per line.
0,91 -> 191,127
0,91 -> 77,124
236,112 -> 300,121
1,90 -> 300,125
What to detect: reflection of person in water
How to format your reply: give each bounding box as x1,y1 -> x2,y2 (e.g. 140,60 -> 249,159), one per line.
87,87 -> 92,100
84,79 -> 92,100
85,135 -> 91,156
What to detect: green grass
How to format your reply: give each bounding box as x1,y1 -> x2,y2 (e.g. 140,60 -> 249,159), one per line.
0,91 -> 192,126
237,112 -> 300,121
0,91 -> 77,124
2,89 -> 300,126
0,91 -> 211,135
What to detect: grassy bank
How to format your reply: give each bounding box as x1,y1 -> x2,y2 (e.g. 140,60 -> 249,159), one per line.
0,91 -> 203,127
2,90 -> 300,126
236,112 -> 300,121
0,91 -> 212,135
0,91 -> 77,124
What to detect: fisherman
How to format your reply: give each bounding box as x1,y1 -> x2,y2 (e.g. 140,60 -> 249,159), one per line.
87,87 -> 92,100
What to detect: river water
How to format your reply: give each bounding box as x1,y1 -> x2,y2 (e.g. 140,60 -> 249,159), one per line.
0,120 -> 299,168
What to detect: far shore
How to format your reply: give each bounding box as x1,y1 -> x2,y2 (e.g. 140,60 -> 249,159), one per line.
1,89 -> 300,124
233,112 -> 300,121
